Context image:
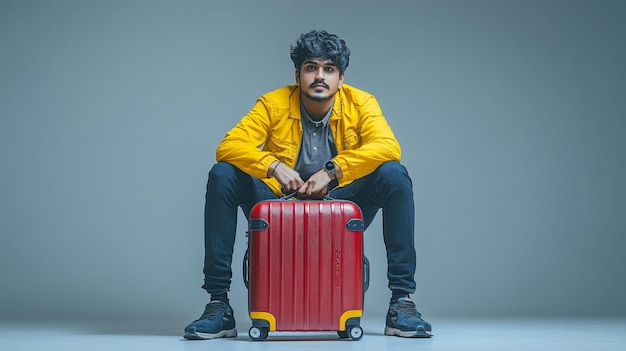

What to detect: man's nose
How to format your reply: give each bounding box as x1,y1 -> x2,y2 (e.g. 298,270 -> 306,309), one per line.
315,68 -> 325,80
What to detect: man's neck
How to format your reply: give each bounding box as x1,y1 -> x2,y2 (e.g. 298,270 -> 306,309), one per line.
301,96 -> 334,121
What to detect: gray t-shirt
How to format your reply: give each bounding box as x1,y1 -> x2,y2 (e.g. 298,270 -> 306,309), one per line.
294,104 -> 337,181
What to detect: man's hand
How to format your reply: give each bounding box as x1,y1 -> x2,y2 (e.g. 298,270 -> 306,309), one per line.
297,169 -> 333,199
271,162 -> 305,194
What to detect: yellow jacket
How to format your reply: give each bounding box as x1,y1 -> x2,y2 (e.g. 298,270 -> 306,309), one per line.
216,84 -> 401,196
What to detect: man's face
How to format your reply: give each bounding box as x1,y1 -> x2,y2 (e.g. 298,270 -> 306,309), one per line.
296,58 -> 345,102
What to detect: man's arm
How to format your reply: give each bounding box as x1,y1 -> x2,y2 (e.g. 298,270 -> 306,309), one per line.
297,160 -> 343,198
215,97 -> 277,179
217,94 -> 305,193
333,94 -> 401,185
268,160 -> 305,194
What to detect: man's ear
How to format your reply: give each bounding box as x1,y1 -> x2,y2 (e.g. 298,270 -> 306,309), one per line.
295,69 -> 300,85
337,72 -> 345,88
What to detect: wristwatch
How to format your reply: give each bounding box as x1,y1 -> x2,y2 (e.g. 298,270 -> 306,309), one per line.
324,161 -> 336,180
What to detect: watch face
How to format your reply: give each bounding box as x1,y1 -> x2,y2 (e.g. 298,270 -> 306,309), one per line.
325,161 -> 334,170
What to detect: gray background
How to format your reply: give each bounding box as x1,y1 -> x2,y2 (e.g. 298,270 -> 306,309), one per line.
1,0 -> 625,330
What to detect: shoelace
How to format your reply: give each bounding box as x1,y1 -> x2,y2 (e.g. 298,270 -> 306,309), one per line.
196,302 -> 226,321
396,299 -> 422,318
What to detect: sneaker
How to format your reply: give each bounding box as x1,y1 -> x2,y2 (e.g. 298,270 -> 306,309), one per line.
183,300 -> 237,340
384,297 -> 433,338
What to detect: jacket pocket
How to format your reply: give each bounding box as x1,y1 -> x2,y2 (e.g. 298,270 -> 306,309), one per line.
343,131 -> 361,150
267,135 -> 298,162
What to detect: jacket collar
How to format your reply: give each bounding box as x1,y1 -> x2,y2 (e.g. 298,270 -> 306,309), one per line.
289,85 -> 343,121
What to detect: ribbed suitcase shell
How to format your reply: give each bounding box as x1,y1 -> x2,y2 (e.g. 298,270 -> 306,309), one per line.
247,199 -> 364,332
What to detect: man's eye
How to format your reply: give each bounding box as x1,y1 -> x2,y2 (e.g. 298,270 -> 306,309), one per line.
307,66 -> 316,71
325,67 -> 335,72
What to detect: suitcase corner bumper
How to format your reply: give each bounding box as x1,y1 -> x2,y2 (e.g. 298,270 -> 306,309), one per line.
339,310 -> 363,331
250,311 -> 276,331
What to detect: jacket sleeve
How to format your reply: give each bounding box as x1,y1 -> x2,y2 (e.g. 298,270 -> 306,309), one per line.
215,96 -> 278,179
334,94 -> 402,186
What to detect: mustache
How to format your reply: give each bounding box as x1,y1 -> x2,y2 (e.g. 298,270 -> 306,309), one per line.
310,81 -> 329,89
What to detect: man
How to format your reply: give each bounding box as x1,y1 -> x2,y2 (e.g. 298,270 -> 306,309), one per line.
184,29 -> 432,339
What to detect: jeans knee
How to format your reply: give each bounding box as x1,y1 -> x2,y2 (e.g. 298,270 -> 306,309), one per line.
375,161 -> 413,192
378,161 -> 404,174
208,162 -> 240,182
207,162 -> 242,192
209,162 -> 238,178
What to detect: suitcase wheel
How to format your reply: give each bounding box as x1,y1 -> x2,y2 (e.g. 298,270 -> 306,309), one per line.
338,326 -> 363,341
248,326 -> 269,341
348,326 -> 363,341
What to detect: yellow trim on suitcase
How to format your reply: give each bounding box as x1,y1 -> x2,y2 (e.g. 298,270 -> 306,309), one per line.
339,310 -> 362,331
250,312 -> 277,331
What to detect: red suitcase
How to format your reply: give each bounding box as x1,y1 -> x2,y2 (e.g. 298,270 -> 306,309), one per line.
243,198 -> 368,341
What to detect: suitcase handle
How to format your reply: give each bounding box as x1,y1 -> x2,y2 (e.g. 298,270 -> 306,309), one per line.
363,255 -> 370,293
280,192 -> 334,201
243,247 -> 250,289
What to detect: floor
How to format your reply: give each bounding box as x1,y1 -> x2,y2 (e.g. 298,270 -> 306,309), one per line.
1,318 -> 625,351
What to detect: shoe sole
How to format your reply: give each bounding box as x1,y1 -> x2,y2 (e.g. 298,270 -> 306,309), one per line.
384,326 -> 433,338
184,328 -> 237,340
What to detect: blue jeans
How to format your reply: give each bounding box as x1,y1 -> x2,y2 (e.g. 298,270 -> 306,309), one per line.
202,161 -> 417,295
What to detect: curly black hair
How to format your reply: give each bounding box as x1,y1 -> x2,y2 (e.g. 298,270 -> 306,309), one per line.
290,30 -> 350,74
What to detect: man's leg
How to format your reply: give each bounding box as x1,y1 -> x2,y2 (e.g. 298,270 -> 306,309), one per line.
330,161 -> 416,292
185,162 -> 277,340
330,161 -> 432,338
